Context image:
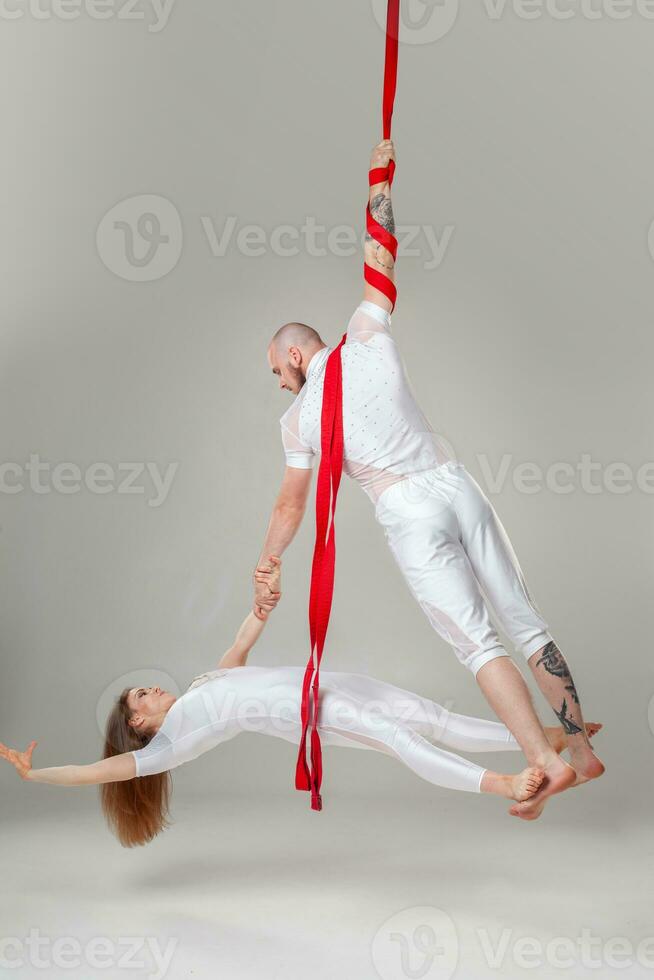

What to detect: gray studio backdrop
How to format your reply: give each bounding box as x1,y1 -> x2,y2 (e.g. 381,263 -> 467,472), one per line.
1,1 -> 653,817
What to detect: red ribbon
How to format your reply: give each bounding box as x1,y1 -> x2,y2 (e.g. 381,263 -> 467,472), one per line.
294,0 -> 400,811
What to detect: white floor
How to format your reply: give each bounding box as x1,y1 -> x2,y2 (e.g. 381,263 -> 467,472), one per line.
1,781 -> 652,980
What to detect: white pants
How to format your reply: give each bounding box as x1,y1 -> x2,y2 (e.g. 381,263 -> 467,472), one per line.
318,670 -> 521,793
375,462 -> 552,676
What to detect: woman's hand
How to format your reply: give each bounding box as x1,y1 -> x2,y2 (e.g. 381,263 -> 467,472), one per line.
0,739 -> 37,780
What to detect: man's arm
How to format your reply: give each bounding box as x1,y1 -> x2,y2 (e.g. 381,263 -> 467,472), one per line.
363,139 -> 396,313
252,466 -> 312,620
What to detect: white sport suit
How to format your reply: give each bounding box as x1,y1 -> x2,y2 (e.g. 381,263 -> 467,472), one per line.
131,665 -> 522,793
279,300 -> 552,675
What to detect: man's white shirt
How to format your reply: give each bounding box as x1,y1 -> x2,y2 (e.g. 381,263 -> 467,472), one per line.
279,300 -> 453,503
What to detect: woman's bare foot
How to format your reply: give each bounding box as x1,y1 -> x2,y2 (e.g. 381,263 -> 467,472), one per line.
481,766 -> 544,801
545,722 -> 602,755
510,766 -> 546,802
507,755 -> 577,821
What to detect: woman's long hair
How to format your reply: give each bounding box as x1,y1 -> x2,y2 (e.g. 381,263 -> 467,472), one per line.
100,687 -> 172,847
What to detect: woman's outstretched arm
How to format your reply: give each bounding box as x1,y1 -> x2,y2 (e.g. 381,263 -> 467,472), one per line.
218,556 -> 281,669
0,739 -> 135,786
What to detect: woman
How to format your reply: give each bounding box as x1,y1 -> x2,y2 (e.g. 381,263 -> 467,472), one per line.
0,558 -> 599,847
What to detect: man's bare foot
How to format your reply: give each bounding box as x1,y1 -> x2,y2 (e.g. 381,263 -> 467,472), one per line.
545,722 -> 602,755
481,766 -> 545,801
567,742 -> 606,786
507,756 -> 577,821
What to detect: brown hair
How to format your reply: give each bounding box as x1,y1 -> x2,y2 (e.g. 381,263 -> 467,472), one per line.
100,687 -> 172,847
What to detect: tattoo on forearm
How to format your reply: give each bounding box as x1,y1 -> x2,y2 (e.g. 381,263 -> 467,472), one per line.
554,698 -> 583,735
535,641 -> 580,704
366,191 -> 395,270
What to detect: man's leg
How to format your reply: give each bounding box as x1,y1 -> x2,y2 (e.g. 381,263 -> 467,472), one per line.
454,467 -> 604,804
375,468 -> 576,807
528,640 -> 605,782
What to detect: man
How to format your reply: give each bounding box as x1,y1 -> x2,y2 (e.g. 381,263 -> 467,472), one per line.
253,139 -> 604,819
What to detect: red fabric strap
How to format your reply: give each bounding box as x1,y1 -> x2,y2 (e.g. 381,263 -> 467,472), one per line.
294,0 -> 400,811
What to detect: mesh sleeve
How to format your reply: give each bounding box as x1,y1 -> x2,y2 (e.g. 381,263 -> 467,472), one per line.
280,399 -> 316,469
131,725 -> 229,777
346,300 -> 393,344
131,732 -> 176,777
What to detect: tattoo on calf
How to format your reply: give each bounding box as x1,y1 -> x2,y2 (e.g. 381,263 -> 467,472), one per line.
536,641 -> 580,705
554,698 -> 583,735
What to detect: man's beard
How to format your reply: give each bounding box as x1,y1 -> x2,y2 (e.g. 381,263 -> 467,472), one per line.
287,363 -> 306,393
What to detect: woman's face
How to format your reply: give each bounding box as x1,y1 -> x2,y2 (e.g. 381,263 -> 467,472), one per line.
126,686 -> 177,734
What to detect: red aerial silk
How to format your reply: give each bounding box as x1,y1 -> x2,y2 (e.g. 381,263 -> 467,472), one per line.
294,0 -> 400,811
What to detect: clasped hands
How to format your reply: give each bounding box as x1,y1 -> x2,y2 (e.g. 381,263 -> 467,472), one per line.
252,555 -> 282,621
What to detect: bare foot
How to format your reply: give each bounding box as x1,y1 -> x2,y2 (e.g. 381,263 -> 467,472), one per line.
508,756 -> 576,821
567,743 -> 606,786
545,722 -> 602,755
481,766 -> 544,801
510,766 -> 545,802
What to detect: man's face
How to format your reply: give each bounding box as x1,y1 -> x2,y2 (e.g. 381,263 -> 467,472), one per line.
268,345 -> 305,395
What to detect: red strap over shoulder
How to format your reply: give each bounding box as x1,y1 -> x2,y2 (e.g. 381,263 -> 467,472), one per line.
294,0 -> 400,811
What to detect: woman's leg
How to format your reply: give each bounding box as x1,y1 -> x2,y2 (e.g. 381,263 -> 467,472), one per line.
338,673 -> 521,752
360,721 -> 543,801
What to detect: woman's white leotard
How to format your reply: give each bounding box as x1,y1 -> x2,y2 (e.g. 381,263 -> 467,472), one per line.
131,666 -> 519,793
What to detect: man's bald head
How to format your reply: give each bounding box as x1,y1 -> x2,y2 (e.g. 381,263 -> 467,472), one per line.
268,321 -> 326,395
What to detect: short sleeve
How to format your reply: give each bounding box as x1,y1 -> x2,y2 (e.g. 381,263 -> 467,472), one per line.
280,399 -> 316,469
131,732 -> 176,777
131,684 -> 240,777
346,300 -> 393,344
